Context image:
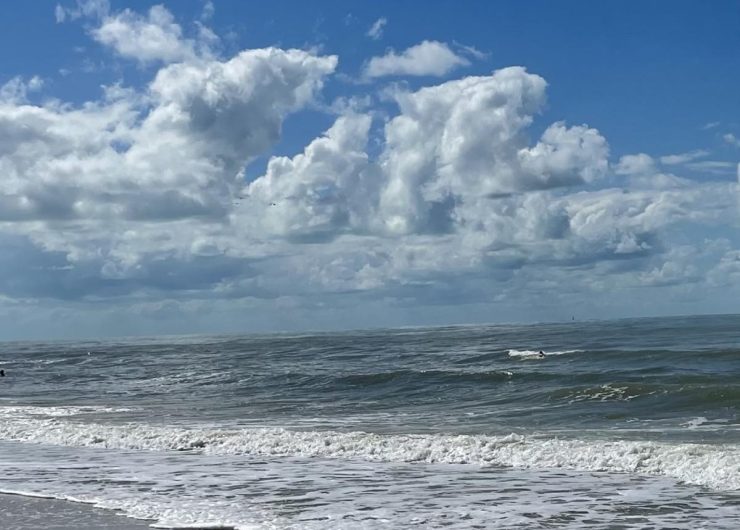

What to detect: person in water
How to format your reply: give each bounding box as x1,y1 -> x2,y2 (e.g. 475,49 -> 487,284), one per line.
0,369 -> 4,376
538,351 -> 545,358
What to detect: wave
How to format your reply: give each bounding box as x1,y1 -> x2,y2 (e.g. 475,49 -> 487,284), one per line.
548,382 -> 740,408
0,407 -> 737,492
507,349 -> 583,359
334,369 -> 514,386
0,405 -> 137,417
552,383 -> 664,403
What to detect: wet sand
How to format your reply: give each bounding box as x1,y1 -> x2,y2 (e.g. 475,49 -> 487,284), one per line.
0,493 -> 154,529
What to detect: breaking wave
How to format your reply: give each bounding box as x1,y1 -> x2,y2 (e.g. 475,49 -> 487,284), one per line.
507,349 -> 584,359
0,408 -> 737,492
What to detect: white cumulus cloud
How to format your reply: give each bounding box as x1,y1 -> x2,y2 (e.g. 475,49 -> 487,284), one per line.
378,67 -> 608,234
0,47 -> 337,227
363,40 -> 469,79
92,5 -> 200,64
247,114 -> 379,241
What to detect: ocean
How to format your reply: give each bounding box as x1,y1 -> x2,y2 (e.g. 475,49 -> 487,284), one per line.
0,314 -> 738,529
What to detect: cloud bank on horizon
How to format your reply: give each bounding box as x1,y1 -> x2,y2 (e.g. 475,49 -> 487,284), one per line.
0,0 -> 738,338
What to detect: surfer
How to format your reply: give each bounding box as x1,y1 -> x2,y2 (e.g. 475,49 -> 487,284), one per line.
538,351 -> 545,358
0,369 -> 4,376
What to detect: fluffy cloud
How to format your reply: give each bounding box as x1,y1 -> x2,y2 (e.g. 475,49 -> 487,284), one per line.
363,40 -> 469,78
615,153 -> 694,189
0,76 -> 43,104
92,5 -> 199,64
615,153 -> 656,175
0,4 -> 338,306
188,61 -> 734,299
0,47 -> 337,224
245,67 -> 608,241
378,67 -> 608,234
146,47 -> 337,172
247,114 -> 378,241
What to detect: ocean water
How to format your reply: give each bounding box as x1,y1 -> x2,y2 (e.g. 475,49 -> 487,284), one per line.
0,314 -> 738,529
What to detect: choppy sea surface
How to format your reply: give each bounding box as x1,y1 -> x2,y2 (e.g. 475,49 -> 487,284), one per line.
0,314 -> 739,529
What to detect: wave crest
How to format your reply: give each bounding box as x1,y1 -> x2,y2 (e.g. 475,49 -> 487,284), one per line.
0,407 -> 737,492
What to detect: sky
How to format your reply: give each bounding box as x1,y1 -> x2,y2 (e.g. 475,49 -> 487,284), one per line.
0,0 -> 739,340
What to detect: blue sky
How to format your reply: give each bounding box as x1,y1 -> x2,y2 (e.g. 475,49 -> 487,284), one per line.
0,0 -> 738,339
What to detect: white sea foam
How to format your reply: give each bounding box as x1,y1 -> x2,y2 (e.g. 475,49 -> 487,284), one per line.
683,417 -> 731,430
2,439 -> 738,530
565,383 -> 660,403
0,405 -> 136,417
0,407 -> 737,492
1,358 -> 67,365
507,348 -> 583,359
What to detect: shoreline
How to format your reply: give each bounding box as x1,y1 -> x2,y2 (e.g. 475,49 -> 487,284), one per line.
0,492 -> 154,530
